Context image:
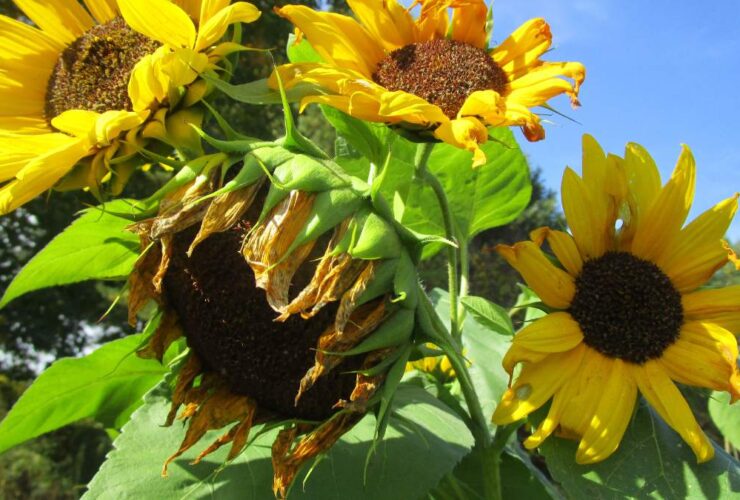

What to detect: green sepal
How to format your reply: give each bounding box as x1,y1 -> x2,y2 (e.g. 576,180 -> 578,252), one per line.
365,344 -> 413,472
393,251 -> 418,309
355,258 -> 398,306
201,99 -> 251,141
349,212 -> 403,260
272,154 -> 353,193
281,188 -> 364,259
191,125 -> 274,154
348,345 -> 406,377
337,309 -> 414,356
142,155 -> 211,204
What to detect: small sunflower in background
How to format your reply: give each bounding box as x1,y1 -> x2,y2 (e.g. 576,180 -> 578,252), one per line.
125,145 -> 421,498
493,134 -> 740,464
0,0 -> 261,215
271,0 -> 585,165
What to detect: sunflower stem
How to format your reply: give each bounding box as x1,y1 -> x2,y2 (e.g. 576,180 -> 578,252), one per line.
419,291 -> 491,449
414,143 -> 462,341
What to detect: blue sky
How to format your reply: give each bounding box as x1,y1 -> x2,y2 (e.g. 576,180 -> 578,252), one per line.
490,0 -> 740,240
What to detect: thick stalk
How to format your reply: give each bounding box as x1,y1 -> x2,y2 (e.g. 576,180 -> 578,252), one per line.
458,230 -> 470,326
414,143 -> 461,340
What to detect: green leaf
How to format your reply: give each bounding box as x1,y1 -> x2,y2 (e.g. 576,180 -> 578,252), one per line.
401,128 -> 532,254
461,295 -> 514,336
431,447 -> 556,500
286,33 -> 322,64
431,289 -> 510,419
86,383 -> 474,499
540,400 -> 740,499
708,391 -> 740,449
1,199 -> 142,308
0,334 -> 166,454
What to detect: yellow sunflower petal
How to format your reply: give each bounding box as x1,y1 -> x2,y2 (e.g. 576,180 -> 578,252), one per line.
658,194 -> 738,292
507,61 -> 586,108
495,241 -> 575,309
51,110 -> 99,138
556,350 -> 610,439
0,15 -> 61,74
83,0 -> 118,23
683,285 -> 740,334
458,89 -> 505,122
630,145 -> 696,262
492,18 -> 552,79
523,371 -> 576,448
14,0 -> 94,45
198,0 -> 228,25
530,227 -> 583,276
414,0 -> 450,41
623,142 -> 661,221
0,116 -> 49,135
128,48 -> 171,111
347,0 -> 419,51
561,167 -> 609,260
433,117 -> 488,167
512,312 -> 583,353
175,0 -> 202,19
118,0 -> 196,49
379,90 -> 448,123
493,344 -> 584,424
275,5 -> 384,77
450,0 -> 488,49
195,2 -> 261,52
634,361 -> 714,463
0,137 -> 90,215
575,359 -> 636,464
501,342 -> 548,376
94,110 -> 149,145
661,322 -> 740,400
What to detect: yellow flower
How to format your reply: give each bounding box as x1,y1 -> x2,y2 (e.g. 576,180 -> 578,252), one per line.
493,135 -> 740,465
272,0 -> 585,166
0,0 -> 261,215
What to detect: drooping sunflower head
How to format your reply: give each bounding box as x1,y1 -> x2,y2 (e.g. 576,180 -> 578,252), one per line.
126,145 -> 421,498
492,134 -> 740,464
0,0 -> 261,215
271,0 -> 585,166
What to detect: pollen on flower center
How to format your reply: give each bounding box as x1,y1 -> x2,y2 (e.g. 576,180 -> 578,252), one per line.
44,17 -> 160,121
372,39 -> 508,119
569,252 -> 683,364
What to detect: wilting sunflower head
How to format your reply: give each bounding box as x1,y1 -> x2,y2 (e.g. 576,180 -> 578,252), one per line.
492,134 -> 740,465
271,0 -> 585,166
126,146 -> 421,498
0,0 -> 261,215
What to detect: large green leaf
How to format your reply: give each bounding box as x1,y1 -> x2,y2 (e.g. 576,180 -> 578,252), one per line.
0,334 -> 166,454
0,199 -> 142,307
708,391 -> 740,449
540,400 -> 740,499
402,128 -> 532,245
86,383 -> 474,499
431,289 -> 510,419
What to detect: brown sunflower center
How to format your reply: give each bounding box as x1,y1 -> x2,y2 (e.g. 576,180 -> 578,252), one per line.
44,17 -> 160,121
569,252 -> 683,364
163,220 -> 361,421
372,39 -> 508,119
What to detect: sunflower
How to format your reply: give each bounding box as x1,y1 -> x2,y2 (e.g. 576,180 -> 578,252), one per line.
126,145 -> 421,498
0,0 -> 261,215
492,135 -> 740,464
271,0 -> 585,166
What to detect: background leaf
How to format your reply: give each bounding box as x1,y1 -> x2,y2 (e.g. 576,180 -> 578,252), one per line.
461,295 -> 515,337
0,334 -> 166,454
708,391 -> 740,450
431,289 -> 510,419
0,199 -> 142,308
86,383 -> 474,499
539,400 -> 740,499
